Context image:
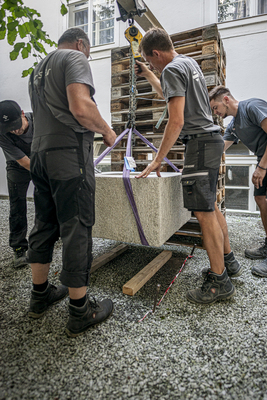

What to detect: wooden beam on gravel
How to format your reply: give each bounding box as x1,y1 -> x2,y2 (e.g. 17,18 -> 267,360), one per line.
91,243 -> 129,274
122,250 -> 172,296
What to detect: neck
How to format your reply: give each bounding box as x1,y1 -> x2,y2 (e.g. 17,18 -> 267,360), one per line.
231,100 -> 239,117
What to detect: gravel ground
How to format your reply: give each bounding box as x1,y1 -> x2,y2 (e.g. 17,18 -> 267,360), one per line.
1,198 -> 267,400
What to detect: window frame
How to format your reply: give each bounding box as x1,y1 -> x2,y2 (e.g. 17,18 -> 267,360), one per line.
68,0 -> 116,49
217,0 -> 266,22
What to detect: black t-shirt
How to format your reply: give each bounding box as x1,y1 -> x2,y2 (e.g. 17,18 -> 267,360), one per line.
0,112 -> 33,161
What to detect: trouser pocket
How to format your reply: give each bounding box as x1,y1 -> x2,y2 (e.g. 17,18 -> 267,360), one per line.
182,174 -> 215,211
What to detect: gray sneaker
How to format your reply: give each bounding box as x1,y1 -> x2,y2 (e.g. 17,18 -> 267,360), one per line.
245,238 -> 267,260
202,252 -> 242,278
186,268 -> 236,305
66,296 -> 114,338
13,247 -> 28,268
251,260 -> 267,277
29,283 -> 68,318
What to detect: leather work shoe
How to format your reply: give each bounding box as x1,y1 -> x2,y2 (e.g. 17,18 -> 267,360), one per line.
251,260 -> 267,277
65,296 -> 114,338
13,247 -> 28,268
29,283 -> 68,318
202,252 -> 242,278
186,268 -> 236,305
245,238 -> 267,260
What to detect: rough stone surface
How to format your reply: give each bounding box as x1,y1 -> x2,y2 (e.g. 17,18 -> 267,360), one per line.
93,171 -> 191,246
1,199 -> 267,399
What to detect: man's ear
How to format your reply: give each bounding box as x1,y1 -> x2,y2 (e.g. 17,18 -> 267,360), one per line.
222,95 -> 230,105
76,39 -> 83,52
21,111 -> 25,118
152,49 -> 160,58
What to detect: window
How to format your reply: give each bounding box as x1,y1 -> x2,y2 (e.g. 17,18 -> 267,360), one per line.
218,0 -> 250,22
92,0 -> 115,46
73,2 -> 89,33
69,0 -> 115,47
225,165 -> 250,210
258,0 -> 267,13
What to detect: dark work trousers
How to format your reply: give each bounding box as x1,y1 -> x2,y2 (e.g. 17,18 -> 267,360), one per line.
6,161 -> 31,250
27,142 -> 95,288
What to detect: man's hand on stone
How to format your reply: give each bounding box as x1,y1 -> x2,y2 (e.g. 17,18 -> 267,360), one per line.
135,159 -> 162,179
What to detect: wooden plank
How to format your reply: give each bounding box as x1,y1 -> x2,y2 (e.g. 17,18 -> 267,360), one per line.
123,250 -> 172,296
91,244 -> 129,274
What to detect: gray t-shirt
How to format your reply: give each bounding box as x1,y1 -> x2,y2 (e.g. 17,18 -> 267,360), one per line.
160,54 -> 220,137
0,112 -> 33,161
224,98 -> 267,158
32,49 -> 95,133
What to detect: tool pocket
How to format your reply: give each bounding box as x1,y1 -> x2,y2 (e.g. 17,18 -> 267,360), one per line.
203,141 -> 224,170
46,148 -> 80,180
182,175 -> 213,211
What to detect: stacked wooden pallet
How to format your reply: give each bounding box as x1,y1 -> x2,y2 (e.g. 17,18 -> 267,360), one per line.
109,24 -> 227,248
110,23 -> 226,174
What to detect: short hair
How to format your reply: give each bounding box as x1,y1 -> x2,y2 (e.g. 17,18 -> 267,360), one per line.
139,28 -> 174,57
209,86 -> 233,102
58,27 -> 90,47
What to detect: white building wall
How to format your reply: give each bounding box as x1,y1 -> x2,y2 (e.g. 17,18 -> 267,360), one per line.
0,0 -> 67,196
0,0 -> 267,202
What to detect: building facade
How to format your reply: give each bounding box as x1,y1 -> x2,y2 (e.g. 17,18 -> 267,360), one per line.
0,0 -> 267,213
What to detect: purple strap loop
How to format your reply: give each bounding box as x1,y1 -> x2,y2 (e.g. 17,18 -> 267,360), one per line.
123,128 -> 149,246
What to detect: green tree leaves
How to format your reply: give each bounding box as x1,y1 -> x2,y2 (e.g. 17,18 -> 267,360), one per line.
0,0 -> 70,77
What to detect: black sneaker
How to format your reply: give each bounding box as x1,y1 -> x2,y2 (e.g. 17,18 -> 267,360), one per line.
245,238 -> 267,259
29,283 -> 68,318
202,252 -> 242,278
66,296 -> 114,338
13,247 -> 28,268
186,268 -> 236,305
251,260 -> 267,277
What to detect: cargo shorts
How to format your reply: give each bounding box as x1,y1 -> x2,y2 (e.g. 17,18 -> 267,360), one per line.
181,133 -> 224,212
254,157 -> 267,196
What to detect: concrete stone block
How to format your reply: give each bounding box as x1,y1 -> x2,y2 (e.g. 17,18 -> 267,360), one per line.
93,172 -> 191,247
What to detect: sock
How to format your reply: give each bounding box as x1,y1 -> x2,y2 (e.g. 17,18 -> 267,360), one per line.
70,295 -> 86,308
33,280 -> 48,292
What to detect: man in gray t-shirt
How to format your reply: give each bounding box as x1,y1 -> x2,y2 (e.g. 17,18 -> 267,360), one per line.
27,28 -> 116,337
209,86 -> 267,277
0,100 -> 33,268
135,28 -> 240,306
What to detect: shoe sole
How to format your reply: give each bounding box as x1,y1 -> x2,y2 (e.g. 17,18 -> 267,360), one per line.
251,270 -> 267,278
228,267 -> 243,278
245,252 -> 267,260
28,292 -> 69,319
65,305 -> 114,338
186,287 -> 236,305
13,261 -> 29,269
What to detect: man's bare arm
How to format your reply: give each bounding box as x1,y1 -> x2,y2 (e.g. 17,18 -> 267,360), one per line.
136,96 -> 185,178
135,61 -> 164,99
224,140 -> 234,152
16,155 -> 30,171
252,118 -> 267,188
67,83 -> 116,147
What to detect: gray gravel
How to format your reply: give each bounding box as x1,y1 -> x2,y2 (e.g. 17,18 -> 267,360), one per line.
1,198 -> 267,400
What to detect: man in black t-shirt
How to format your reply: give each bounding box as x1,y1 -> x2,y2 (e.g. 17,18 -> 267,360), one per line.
0,100 -> 33,268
